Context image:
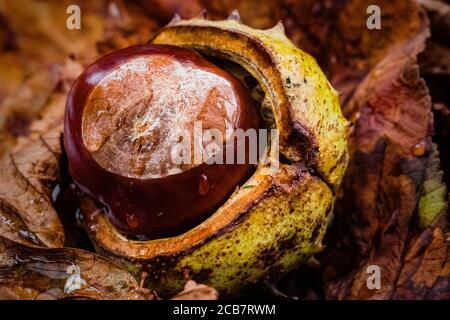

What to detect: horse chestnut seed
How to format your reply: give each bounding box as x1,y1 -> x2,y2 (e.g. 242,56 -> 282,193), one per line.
64,44 -> 259,239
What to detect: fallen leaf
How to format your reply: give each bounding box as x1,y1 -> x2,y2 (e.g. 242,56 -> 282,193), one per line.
322,4 -> 449,299
330,0 -> 429,108
0,0 -> 105,66
432,103 -> 450,188
420,42 -> 450,77
419,0 -> 450,190
391,228 -> 450,299
171,280 -> 219,300
0,64 -> 62,159
0,235 -> 155,300
419,0 -> 450,44
137,0 -> 203,22
97,1 -> 160,54
0,126 -> 64,248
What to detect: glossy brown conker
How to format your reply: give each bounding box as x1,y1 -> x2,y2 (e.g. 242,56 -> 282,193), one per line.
64,44 -> 259,239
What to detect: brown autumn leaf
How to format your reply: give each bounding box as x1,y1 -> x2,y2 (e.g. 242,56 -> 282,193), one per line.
171,280 -> 219,300
420,41 -> 450,78
432,103 -> 450,188
325,0 -> 429,105
391,228 -> 450,299
0,64 -> 61,157
200,0 -> 278,29
0,126 -> 64,248
0,11 -> 15,50
0,55 -> 84,249
269,0 -> 429,106
321,5 -> 450,299
0,1 -> 102,137
0,235 -> 156,300
0,0 -> 105,66
419,0 -> 450,44
96,0 -> 160,54
419,0 -> 450,188
137,0 -> 203,22
418,0 -> 450,106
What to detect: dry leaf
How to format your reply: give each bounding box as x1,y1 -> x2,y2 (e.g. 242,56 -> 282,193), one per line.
0,65 -> 62,158
0,0 -> 105,65
97,1 -> 160,54
172,280 -> 219,300
432,103 -> 450,188
391,228 -> 450,299
419,0 -> 450,44
419,0 -> 450,189
0,235 -> 155,300
137,0 -> 203,22
0,126 -> 64,248
327,0 -> 429,106
322,5 -> 449,299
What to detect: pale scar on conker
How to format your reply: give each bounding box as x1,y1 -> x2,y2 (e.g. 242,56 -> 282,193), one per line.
64,44 -> 260,239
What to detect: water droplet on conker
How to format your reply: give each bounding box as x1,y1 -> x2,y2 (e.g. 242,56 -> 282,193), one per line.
198,174 -> 210,196
126,213 -> 139,229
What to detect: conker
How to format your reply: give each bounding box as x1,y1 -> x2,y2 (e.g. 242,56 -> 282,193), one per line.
64,44 -> 259,239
